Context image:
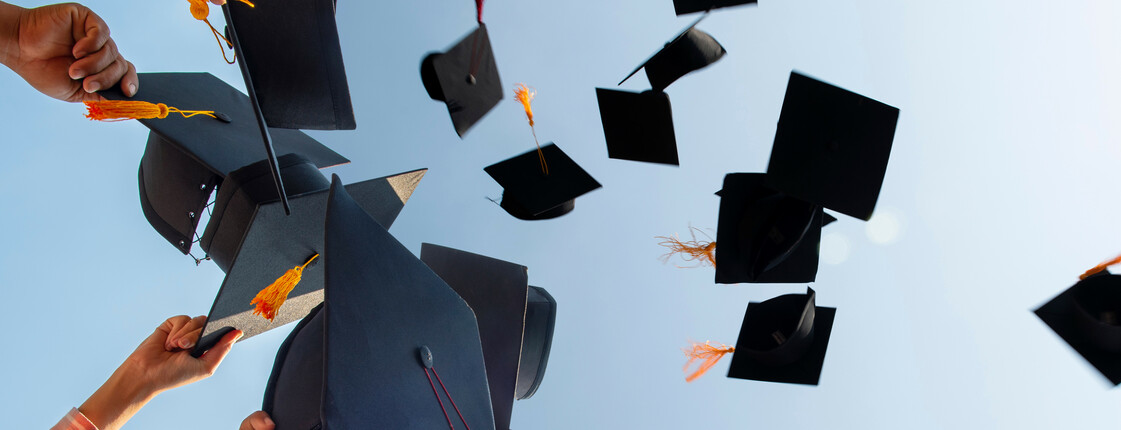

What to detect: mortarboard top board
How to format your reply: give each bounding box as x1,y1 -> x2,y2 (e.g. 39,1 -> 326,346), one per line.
517,285 -> 557,400
727,287 -> 836,385
673,0 -> 757,16
100,73 -> 348,255
259,175 -> 494,429
595,88 -> 679,166
619,14 -> 726,92
485,143 -> 603,220
1035,271 -> 1121,385
766,71 -> 899,221
221,0 -> 354,130
421,23 -> 503,138
190,163 -> 427,356
420,244 -> 557,429
715,173 -> 828,284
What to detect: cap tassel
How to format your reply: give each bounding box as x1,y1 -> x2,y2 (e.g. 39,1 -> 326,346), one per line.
251,254 -> 318,321
189,0 -> 256,65
1081,253 -> 1121,280
475,0 -> 485,23
514,83 -> 548,175
656,226 -> 716,268
683,340 -> 735,383
84,100 -> 217,121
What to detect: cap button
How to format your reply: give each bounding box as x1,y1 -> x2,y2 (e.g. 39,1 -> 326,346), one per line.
828,140 -> 841,152
466,74 -> 477,85
418,346 -> 434,369
213,112 -> 232,123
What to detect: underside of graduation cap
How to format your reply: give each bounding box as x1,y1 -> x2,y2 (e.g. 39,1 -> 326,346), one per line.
419,243 -> 529,430
727,288 -> 836,385
517,286 -> 557,400
191,167 -> 427,356
485,143 -> 603,220
673,0 -> 757,16
100,73 -> 349,254
766,71 -> 899,221
222,0 -> 355,130
421,23 -> 503,137
619,15 -> 725,92
715,173 -> 827,284
1035,272 -> 1121,385
322,175 -> 495,429
596,88 -> 679,165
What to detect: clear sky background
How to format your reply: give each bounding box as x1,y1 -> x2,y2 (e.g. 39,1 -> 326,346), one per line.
3,0 -> 1121,428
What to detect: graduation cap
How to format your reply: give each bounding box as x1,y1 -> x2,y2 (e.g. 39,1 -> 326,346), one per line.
673,0 -> 757,16
1035,271 -> 1121,385
595,88 -> 679,165
766,71 -> 899,221
190,162 -> 427,355
619,15 -> 726,92
485,143 -> 602,220
221,0 -> 354,130
421,23 -> 503,137
726,287 -> 836,385
715,173 -> 829,284
261,176 -> 495,429
99,73 -> 348,255
420,244 -> 557,429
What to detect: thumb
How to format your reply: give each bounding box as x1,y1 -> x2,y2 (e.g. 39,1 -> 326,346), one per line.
198,329 -> 243,374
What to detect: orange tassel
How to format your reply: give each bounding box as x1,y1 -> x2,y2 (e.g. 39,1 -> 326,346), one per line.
514,83 -> 548,175
84,100 -> 217,121
683,340 -> 735,382
188,0 -> 256,64
656,226 -> 716,268
251,254 -> 318,321
1081,253 -> 1121,280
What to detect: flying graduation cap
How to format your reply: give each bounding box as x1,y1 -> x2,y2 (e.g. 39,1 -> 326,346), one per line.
1035,270 -> 1121,385
189,160 -> 427,355
672,0 -> 757,16
262,176 -> 495,429
421,23 -> 503,137
597,15 -> 724,166
486,143 -> 603,220
766,71 -> 899,221
99,73 -> 349,256
684,288 -> 836,385
715,173 -> 831,284
420,244 -> 557,430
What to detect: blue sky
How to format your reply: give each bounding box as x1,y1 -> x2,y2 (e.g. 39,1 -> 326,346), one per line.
3,0 -> 1121,428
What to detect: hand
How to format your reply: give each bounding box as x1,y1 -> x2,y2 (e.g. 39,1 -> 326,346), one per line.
3,3 -> 138,102
240,411 -> 276,430
78,315 -> 242,430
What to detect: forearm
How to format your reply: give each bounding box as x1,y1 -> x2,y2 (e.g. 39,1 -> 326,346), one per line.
78,362 -> 158,430
0,1 -> 23,69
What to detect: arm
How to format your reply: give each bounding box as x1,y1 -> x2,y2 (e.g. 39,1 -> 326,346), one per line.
70,316 -> 242,430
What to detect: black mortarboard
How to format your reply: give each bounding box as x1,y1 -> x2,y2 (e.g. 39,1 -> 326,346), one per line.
595,88 -> 679,166
727,287 -> 836,385
619,15 -> 726,92
715,173 -> 828,284
221,0 -> 354,130
420,244 -> 557,429
766,71 -> 899,221
673,0 -> 756,16
261,176 -> 495,429
1035,271 -> 1121,385
191,164 -> 427,354
421,24 -> 503,138
101,73 -> 348,255
485,143 -> 602,220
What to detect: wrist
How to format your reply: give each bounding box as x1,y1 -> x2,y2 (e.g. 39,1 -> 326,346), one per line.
78,362 -> 158,430
0,2 -> 25,69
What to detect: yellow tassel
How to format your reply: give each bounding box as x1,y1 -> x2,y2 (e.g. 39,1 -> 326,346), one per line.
682,340 -> 735,383
188,0 -> 256,64
514,83 -> 548,175
84,100 -> 216,121
656,226 -> 716,268
251,254 -> 318,321
1081,253 -> 1121,280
